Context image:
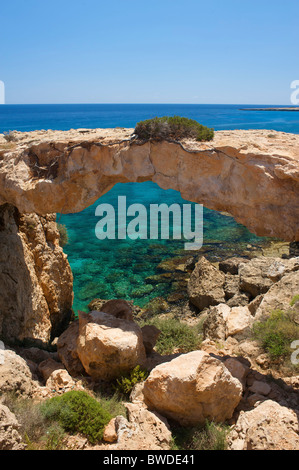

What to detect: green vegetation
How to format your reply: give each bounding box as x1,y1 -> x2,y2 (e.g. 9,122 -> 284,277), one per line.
171,421 -> 229,451
1,389 -> 128,449
57,223 -> 69,247
114,365 -> 149,397
141,317 -> 203,355
134,116 -> 214,142
252,309 -> 299,364
40,391 -> 112,444
290,294 -> 299,307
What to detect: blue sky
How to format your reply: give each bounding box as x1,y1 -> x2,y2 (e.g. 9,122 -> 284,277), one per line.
0,0 -> 298,104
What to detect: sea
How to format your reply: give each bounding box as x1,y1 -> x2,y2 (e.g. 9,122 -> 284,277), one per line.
1,104 -> 298,313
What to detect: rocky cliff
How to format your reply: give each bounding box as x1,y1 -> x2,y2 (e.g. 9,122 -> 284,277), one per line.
0,128 -> 299,241
0,204 -> 73,345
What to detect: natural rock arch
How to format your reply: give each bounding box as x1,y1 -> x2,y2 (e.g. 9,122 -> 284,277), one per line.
0,127 -> 299,241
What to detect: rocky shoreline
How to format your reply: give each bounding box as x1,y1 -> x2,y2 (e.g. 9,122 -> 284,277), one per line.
1,233 -> 299,450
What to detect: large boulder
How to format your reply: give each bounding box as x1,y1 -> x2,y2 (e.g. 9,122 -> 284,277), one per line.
188,257 -> 226,311
255,270 -> 299,321
227,400 -> 299,450
77,311 -> 146,380
0,405 -> 25,450
143,351 -> 243,426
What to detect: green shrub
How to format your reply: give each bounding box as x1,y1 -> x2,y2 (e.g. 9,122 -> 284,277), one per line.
114,365 -> 149,397
141,317 -> 202,355
134,116 -> 214,142
290,294 -> 299,307
252,310 -> 299,361
40,391 -> 112,444
171,421 -> 228,451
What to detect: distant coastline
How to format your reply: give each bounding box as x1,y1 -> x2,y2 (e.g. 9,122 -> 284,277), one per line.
240,107 -> 299,112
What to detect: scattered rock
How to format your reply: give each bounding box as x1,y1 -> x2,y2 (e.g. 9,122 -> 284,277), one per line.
226,306 -> 253,340
188,257 -> 226,310
38,358 -> 65,382
239,258 -> 276,298
46,369 -> 75,392
239,257 -> 299,299
203,304 -> 231,341
219,257 -> 249,275
203,304 -> 253,342
103,418 -> 118,443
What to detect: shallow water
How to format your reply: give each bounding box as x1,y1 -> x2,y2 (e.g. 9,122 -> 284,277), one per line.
58,181 -> 273,313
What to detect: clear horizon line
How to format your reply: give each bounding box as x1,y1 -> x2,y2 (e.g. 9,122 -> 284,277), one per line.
0,102 -> 296,107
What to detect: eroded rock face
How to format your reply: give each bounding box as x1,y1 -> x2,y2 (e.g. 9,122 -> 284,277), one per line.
0,128 -> 299,241
76,311 -> 146,380
143,351 -> 243,426
0,204 -> 73,344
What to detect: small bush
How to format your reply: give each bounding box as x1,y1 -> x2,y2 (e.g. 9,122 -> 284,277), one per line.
134,116 -> 214,142
290,294 -> 299,307
3,131 -> 18,142
252,310 -> 299,362
141,317 -> 202,355
114,365 -> 149,397
171,421 -> 228,451
40,391 -> 112,444
57,223 -> 69,247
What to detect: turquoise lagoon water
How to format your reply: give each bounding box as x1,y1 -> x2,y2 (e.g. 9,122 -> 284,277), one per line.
1,104 -> 298,313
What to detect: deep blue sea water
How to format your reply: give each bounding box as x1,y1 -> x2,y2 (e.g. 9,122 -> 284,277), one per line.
1,104 -> 298,313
